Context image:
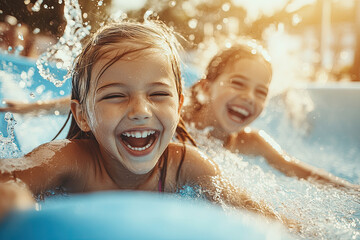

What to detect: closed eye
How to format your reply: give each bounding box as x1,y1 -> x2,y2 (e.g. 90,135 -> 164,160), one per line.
150,92 -> 170,97
256,89 -> 268,98
102,94 -> 126,100
230,79 -> 246,88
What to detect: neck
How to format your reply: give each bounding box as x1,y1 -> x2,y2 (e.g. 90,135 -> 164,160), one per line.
100,150 -> 159,191
184,101 -> 229,143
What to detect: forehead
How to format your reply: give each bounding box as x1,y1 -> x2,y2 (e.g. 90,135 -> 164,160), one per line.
222,57 -> 271,86
91,45 -> 175,88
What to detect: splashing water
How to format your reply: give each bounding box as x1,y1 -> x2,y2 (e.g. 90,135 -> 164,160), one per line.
185,116 -> 360,239
0,113 -> 22,158
35,0 -> 90,87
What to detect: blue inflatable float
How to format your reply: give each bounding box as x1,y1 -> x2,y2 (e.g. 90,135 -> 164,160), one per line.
0,191 -> 290,240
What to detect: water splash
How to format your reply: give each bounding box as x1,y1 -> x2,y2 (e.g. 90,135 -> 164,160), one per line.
186,124 -> 360,239
0,113 -> 22,158
36,0 -> 90,87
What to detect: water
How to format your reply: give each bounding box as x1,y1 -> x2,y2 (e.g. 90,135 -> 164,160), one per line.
0,112 -> 22,158
1,0 -> 359,239
185,82 -> 360,239
188,123 -> 360,239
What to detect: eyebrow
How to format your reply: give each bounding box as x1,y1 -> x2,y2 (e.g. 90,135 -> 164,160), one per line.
96,83 -> 126,94
230,74 -> 250,81
95,81 -> 172,94
230,75 -> 269,91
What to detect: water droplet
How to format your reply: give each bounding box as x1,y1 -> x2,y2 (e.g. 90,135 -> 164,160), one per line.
144,10 -> 154,20
54,110 -> 60,116
54,81 -> 63,87
20,71 -> 27,80
18,33 -> 24,40
97,0 -> 103,6
169,1 -> 176,7
56,62 -> 63,69
188,19 -> 198,29
14,45 -> 24,55
19,81 -> 26,88
222,3 -> 230,12
36,85 -> 45,94
33,28 -> 40,34
31,0 -> 43,12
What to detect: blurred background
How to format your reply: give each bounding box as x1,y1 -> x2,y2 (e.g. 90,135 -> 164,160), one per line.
0,0 -> 360,86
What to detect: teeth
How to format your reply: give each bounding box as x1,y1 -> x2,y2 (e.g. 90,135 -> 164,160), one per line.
122,130 -> 155,138
126,138 -> 154,151
230,106 -> 249,116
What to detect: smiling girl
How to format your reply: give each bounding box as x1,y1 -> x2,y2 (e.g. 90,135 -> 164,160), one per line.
183,41 -> 358,189
0,20 -> 297,228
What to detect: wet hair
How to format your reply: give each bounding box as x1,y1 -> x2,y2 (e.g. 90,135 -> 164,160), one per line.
54,20 -> 196,146
189,41 -> 272,111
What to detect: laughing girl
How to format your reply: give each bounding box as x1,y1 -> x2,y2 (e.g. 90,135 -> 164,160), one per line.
183,41 -> 358,189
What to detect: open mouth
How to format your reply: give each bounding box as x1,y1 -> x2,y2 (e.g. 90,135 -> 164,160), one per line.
227,105 -> 251,123
119,130 -> 159,156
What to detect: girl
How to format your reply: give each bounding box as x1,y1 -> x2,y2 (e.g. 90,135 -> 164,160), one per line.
183,41 -> 358,189
0,20 -> 292,227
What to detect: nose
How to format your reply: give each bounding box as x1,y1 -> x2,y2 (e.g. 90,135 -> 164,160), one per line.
241,88 -> 256,103
127,95 -> 152,121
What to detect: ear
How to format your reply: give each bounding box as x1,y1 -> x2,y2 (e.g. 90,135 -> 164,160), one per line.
70,99 -> 91,132
178,94 -> 184,114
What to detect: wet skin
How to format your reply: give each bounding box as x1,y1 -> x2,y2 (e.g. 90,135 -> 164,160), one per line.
200,57 -> 271,139
72,47 -> 182,176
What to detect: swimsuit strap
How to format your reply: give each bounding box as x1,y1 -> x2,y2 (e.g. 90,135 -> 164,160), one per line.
158,147 -> 168,192
157,144 -> 186,192
176,143 -> 186,183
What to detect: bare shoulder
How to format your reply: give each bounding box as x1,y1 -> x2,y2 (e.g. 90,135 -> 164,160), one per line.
0,139 -> 98,194
227,128 -> 268,155
24,139 -> 94,165
234,127 -> 261,141
167,142 -> 220,182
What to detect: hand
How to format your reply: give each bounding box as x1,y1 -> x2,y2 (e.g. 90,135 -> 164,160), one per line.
0,181 -> 35,219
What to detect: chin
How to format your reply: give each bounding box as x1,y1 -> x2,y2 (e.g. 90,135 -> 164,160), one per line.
125,157 -> 159,175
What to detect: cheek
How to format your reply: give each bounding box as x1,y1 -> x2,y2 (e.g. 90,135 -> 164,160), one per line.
210,87 -> 232,106
90,104 -> 121,133
159,100 -> 180,130
255,100 -> 266,115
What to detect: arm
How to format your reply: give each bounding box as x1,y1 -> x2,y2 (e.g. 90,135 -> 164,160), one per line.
0,178 -> 35,219
176,144 -> 298,230
229,129 -> 359,190
0,139 -> 89,217
0,96 -> 71,115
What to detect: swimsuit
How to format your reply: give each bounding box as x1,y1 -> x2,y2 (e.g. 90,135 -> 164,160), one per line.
157,144 -> 186,192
